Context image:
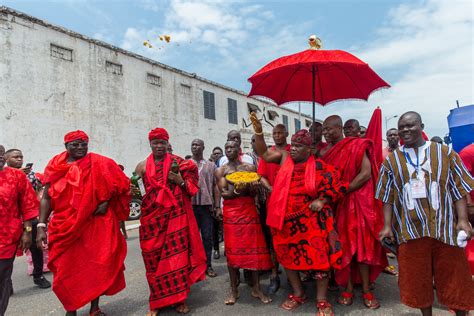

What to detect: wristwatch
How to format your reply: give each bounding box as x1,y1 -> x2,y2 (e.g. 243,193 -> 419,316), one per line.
24,226 -> 32,233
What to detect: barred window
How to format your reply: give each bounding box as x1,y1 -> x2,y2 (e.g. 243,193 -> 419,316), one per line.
228,98 -> 238,124
203,91 -> 215,120
50,44 -> 73,61
147,73 -> 161,86
106,61 -> 122,75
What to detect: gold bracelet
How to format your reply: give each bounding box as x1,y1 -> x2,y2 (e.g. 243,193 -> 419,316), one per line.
255,131 -> 263,136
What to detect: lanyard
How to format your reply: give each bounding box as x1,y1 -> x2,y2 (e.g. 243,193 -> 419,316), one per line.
403,147 -> 420,174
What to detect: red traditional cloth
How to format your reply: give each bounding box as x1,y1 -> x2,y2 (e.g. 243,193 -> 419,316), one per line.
44,152 -> 130,311
459,144 -> 474,201
270,156 -> 346,271
257,144 -> 291,186
63,130 -> 89,143
140,153 -> 206,311
148,128 -> 170,141
0,167 -> 38,259
223,196 -> 273,270
322,137 -> 387,285
466,240 -> 474,276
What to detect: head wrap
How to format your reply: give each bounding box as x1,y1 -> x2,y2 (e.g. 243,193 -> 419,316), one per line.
64,130 -> 89,144
291,129 -> 312,146
148,128 -> 169,141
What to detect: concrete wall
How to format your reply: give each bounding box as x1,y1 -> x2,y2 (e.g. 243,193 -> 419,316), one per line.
0,7 -> 314,174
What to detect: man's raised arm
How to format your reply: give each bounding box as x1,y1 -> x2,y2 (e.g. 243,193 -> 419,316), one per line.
249,112 -> 282,164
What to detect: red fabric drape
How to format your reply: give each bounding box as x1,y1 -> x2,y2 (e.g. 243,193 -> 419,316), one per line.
140,153 -> 206,310
322,138 -> 387,285
223,197 -> 273,270
271,158 -> 346,271
0,167 -> 39,259
267,156 -> 319,230
366,107 -> 383,166
44,152 -> 130,311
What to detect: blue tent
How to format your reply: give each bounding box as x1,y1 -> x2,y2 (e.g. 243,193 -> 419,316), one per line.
447,104 -> 474,152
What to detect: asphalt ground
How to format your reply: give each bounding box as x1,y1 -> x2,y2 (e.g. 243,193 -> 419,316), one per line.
7,228 -> 453,316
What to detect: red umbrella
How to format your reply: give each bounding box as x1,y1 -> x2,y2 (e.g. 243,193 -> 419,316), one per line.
248,36 -> 390,128
366,107 -> 383,166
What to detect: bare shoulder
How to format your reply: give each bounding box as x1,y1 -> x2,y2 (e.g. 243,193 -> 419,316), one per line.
135,160 -> 146,177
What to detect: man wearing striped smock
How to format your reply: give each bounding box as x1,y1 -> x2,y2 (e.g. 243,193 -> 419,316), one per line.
377,111 -> 474,315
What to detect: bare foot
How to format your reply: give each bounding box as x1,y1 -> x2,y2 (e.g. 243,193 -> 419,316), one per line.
145,310 -> 158,316
224,289 -> 240,305
175,303 -> 190,314
251,289 -> 272,304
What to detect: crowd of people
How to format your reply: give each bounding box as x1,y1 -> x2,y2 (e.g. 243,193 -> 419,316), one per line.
1,110 -> 474,316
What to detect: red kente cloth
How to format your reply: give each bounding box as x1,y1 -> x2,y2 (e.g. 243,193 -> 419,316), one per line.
269,156 -> 346,270
0,167 -> 38,259
322,137 -> 387,285
257,144 -> 291,186
140,153 -> 206,310
44,152 -> 130,311
223,196 -> 273,270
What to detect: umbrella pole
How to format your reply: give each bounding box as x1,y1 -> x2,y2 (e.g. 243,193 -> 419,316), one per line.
312,64 -> 316,142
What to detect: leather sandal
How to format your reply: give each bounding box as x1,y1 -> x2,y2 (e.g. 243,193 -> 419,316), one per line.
316,300 -> 334,316
362,292 -> 380,309
281,294 -> 306,311
337,291 -> 353,306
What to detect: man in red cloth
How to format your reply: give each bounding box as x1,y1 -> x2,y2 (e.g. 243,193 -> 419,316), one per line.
321,115 -> 387,309
250,113 -> 347,316
216,140 -> 273,306
257,123 -> 290,294
36,131 -> 130,316
0,144 -> 39,315
309,122 -> 328,157
134,128 -> 206,316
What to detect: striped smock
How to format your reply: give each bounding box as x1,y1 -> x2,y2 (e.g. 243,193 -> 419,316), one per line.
375,141 -> 474,246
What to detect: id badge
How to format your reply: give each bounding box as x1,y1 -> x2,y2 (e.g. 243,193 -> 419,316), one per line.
410,178 -> 427,199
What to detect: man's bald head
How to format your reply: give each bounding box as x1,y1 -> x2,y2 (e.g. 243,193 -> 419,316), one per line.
272,124 -> 288,146
324,115 -> 343,128
322,115 -> 344,145
309,121 -> 323,143
343,119 -> 361,137
227,130 -> 242,147
399,111 -> 422,124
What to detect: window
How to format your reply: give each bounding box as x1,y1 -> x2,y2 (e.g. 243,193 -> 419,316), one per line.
294,118 -> 301,132
147,73 -> 161,86
228,98 -> 238,124
50,44 -> 73,61
106,61 -> 122,75
282,115 -> 289,131
180,83 -> 191,95
203,91 -> 215,120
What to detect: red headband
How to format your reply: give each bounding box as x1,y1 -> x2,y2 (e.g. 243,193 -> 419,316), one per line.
148,128 -> 169,141
64,130 -> 89,143
291,129 -> 312,146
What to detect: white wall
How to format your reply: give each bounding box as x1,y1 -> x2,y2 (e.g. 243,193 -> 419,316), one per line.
0,8 -> 314,174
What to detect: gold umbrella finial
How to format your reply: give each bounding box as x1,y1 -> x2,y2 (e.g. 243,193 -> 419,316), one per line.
308,35 -> 322,50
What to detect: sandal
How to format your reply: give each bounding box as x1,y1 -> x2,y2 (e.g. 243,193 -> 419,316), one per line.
362,292 -> 380,309
175,303 -> 190,314
316,300 -> 334,316
89,309 -> 106,316
383,265 -> 398,276
281,294 -> 306,311
337,292 -> 353,306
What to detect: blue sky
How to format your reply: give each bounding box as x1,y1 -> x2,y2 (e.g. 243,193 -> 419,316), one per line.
3,0 -> 473,139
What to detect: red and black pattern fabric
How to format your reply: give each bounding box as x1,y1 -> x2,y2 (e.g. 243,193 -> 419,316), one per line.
140,153 -> 206,311
223,197 -> 273,270
271,157 -> 346,271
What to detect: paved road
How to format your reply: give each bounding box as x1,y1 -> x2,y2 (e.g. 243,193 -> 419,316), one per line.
7,229 -> 451,315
